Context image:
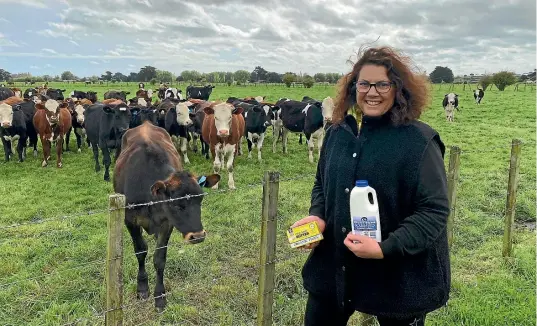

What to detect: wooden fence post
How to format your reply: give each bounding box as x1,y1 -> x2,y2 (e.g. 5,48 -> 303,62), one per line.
106,194 -> 125,326
503,139 -> 522,257
447,146 -> 461,248
257,171 -> 280,326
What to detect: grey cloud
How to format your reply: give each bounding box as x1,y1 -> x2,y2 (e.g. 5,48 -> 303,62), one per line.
22,0 -> 536,75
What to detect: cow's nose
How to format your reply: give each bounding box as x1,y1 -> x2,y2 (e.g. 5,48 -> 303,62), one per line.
218,129 -> 229,136
1,122 -> 11,127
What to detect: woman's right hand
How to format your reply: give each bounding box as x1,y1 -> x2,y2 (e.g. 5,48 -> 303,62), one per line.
290,216 -> 326,250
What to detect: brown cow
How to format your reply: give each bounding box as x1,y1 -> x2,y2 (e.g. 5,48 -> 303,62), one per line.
32,99 -> 72,167
113,120 -> 220,311
202,102 -> 245,189
0,96 -> 24,106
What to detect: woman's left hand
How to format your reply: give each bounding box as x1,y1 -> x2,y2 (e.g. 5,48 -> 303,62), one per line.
343,233 -> 384,259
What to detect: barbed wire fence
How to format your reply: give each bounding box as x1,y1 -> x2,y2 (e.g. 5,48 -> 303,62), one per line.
0,137 -> 534,325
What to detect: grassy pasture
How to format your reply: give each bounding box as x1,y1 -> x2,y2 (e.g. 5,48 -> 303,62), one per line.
0,83 -> 535,325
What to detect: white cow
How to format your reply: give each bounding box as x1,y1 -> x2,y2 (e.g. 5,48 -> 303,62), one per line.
442,93 -> 459,122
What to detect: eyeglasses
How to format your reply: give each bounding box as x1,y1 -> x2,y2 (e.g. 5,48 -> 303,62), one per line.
356,80 -> 394,93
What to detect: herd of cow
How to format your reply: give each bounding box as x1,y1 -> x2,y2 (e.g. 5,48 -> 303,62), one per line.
0,82 -> 335,310
0,82 -> 335,188
442,88 -> 485,122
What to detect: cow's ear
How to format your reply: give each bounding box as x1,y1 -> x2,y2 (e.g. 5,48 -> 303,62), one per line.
198,174 -> 220,188
103,106 -> 114,113
232,107 -> 243,115
203,106 -> 214,115
455,94 -> 459,97
151,181 -> 167,196
35,103 -> 46,110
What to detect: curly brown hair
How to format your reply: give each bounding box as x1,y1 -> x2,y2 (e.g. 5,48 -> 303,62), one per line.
333,45 -> 431,126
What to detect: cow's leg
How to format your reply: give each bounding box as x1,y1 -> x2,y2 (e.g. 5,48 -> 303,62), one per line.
272,125 -> 280,153
102,147 -> 111,181
237,136 -> 243,156
282,128 -> 289,154
306,133 -> 314,163
225,143 -> 237,189
41,136 -> 50,167
315,129 -> 324,161
192,132 -> 199,153
1,137 -> 10,162
17,135 -> 26,162
75,128 -> 82,153
29,131 -> 38,157
180,136 -> 190,164
56,135 -> 64,168
153,221 -> 173,312
299,133 -> 303,144
92,142 -> 100,172
64,127 -> 72,152
212,144 -> 221,189
257,132 -> 265,161
247,132 -> 253,159
125,216 -> 149,300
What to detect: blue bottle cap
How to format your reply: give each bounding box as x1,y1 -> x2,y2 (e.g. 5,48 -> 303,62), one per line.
355,180 -> 368,187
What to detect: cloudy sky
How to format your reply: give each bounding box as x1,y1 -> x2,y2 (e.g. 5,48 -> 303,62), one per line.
0,0 -> 535,77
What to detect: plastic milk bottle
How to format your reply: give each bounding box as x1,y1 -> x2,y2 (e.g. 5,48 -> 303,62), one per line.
349,180 -> 382,242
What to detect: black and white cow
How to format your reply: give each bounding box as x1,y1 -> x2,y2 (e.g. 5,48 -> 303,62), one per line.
65,100 -> 92,152
84,102 -> 132,181
442,93 -> 459,122
186,85 -> 215,101
0,102 -> 27,162
18,100 -> 39,157
46,88 -> 66,101
473,88 -> 484,104
275,98 -> 325,163
23,88 -> 39,102
70,90 -> 90,100
104,90 -> 130,102
163,88 -> 182,100
138,82 -> 145,89
164,99 -> 195,164
0,87 -> 15,101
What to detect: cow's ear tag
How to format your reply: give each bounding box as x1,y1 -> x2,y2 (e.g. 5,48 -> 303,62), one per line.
198,175 -> 207,187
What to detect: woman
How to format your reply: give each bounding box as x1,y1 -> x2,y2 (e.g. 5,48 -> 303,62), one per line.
292,46 -> 451,326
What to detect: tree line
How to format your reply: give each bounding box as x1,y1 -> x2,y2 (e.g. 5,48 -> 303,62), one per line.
0,66 -> 344,88
428,66 -> 535,91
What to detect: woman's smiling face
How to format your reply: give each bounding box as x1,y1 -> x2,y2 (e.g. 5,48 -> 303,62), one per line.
355,64 -> 396,117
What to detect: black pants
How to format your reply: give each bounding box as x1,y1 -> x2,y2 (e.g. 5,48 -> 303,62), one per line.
304,292 -> 426,326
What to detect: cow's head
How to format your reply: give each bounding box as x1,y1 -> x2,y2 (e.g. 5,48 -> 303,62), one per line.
74,102 -> 86,125
0,103 -> 18,128
444,93 -> 458,106
46,88 -> 66,101
322,96 -> 334,126
86,91 -> 97,103
150,171 -> 220,243
174,100 -> 194,126
141,107 -> 158,125
138,82 -> 145,89
204,102 -> 243,137
36,99 -> 63,126
103,103 -> 131,136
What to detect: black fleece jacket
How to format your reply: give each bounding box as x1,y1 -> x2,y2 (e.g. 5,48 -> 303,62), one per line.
302,112 -> 451,319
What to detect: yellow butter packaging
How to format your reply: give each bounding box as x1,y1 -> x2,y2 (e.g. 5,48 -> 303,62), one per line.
286,221 -> 323,248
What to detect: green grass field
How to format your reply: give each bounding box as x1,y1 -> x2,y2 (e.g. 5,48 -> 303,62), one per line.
0,82 -> 535,325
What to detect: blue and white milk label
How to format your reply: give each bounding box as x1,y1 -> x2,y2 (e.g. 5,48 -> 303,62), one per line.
351,216 -> 378,240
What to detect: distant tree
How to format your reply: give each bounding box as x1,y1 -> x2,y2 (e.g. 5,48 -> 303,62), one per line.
282,73 -> 296,87
113,72 -> 127,82
314,73 -> 326,82
156,70 -> 174,83
138,66 -> 157,82
150,78 -> 157,85
100,71 -> 113,81
491,71 -> 517,91
0,69 -> 12,81
234,70 -> 250,84
428,66 -> 454,83
176,75 -> 184,82
303,75 -> 315,88
266,72 -> 282,83
61,71 -> 76,80
479,74 -> 493,90
224,71 -> 234,83
180,70 -> 201,82
250,66 -> 268,82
